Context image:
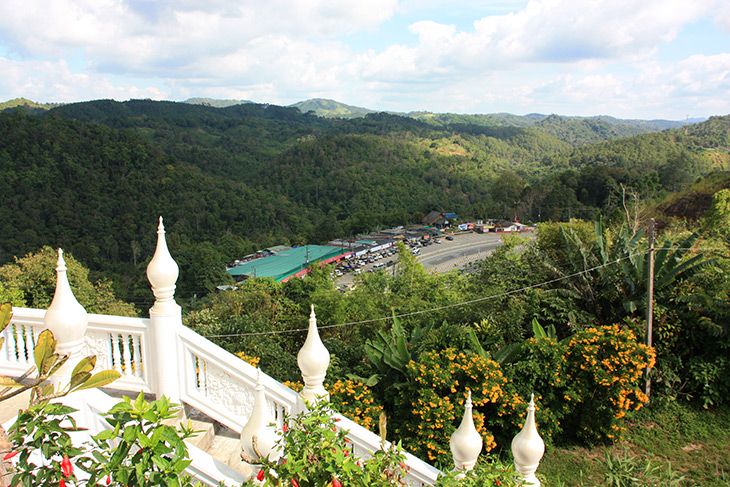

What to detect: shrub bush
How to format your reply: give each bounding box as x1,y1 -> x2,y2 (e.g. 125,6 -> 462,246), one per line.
398,349 -> 523,464
560,324 -> 655,443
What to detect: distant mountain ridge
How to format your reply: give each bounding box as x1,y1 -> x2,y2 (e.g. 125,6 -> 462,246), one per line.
0,97 -> 63,113
184,97 -> 253,108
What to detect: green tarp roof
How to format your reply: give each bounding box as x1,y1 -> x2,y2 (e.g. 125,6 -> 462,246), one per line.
227,245 -> 345,281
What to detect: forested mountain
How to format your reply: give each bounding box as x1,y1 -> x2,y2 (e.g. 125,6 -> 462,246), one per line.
408,112 -> 692,147
1,99 -> 728,302
0,97 -> 63,114
184,98 -> 253,108
290,98 -> 378,118
285,98 -> 695,147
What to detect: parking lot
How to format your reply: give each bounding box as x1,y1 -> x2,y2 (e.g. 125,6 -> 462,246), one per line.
335,232 -> 506,288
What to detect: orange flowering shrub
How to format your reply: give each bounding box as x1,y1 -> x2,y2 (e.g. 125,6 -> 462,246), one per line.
235,352 -> 260,367
281,379 -> 383,431
328,379 -> 384,430
398,349 -> 523,463
561,324 -> 655,443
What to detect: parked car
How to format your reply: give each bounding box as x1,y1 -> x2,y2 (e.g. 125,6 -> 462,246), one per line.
446,235 -> 454,241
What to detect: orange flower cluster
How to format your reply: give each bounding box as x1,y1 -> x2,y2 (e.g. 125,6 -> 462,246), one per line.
328,379 -> 384,430
401,349 -> 524,462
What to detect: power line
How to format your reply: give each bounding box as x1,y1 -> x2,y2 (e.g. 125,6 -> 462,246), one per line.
203,252 -> 644,338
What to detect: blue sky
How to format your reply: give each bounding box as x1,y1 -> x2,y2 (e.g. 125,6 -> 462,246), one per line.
0,0 -> 728,119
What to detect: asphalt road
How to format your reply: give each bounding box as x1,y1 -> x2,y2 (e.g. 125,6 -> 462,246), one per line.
417,232 -> 503,273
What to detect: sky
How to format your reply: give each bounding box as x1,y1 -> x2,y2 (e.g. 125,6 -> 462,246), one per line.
0,0 -> 729,120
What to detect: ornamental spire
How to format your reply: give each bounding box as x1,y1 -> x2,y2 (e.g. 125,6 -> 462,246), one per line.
146,216 -> 179,314
44,248 -> 88,353
511,394 -> 545,486
239,369 -> 280,464
297,305 -> 330,405
449,390 -> 482,476
44,248 -> 88,386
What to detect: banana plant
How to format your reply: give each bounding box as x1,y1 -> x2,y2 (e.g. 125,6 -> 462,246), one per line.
360,313 -> 432,388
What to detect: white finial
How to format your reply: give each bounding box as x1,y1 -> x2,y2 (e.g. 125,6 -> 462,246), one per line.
44,248 -> 88,386
449,390 -> 483,476
146,217 -> 180,314
511,394 -> 545,486
238,369 -> 280,464
44,248 -> 88,353
297,305 -> 330,405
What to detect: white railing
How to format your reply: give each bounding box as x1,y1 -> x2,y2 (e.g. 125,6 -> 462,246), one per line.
335,413 -> 442,487
2,308 -> 153,393
177,324 -> 297,432
86,313 -> 153,393
2,306 -> 442,486
1,307 -> 43,375
0,220 -> 455,487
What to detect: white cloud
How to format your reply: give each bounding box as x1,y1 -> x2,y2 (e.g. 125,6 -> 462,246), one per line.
0,0 -> 727,118
0,57 -> 166,102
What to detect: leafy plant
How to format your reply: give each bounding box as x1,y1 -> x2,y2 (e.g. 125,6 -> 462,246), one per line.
244,400 -> 409,487
7,402 -> 86,487
436,456 -> 522,487
7,394 -> 201,487
363,313 -> 432,387
80,393 -> 201,487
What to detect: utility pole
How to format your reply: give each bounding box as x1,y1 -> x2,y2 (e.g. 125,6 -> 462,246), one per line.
645,218 -> 656,399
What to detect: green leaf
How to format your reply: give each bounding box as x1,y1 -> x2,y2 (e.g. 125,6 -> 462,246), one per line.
34,330 -> 57,374
0,375 -> 23,387
94,429 -> 115,441
0,303 -> 12,331
69,356 -> 97,389
72,370 -> 121,391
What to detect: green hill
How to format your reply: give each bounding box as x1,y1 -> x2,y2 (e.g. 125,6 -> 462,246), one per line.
2,99 -> 728,300
290,98 -> 378,118
0,97 -> 63,113
184,97 -> 253,108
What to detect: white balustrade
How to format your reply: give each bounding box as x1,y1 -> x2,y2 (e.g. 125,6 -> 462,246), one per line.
0,218 -> 453,487
334,413 -> 442,487
177,324 -> 297,433
0,307 -> 42,374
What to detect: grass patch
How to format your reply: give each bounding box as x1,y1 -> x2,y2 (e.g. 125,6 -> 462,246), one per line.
538,401 -> 730,486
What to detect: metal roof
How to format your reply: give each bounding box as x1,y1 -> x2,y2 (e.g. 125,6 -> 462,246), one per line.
226,245 -> 345,281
